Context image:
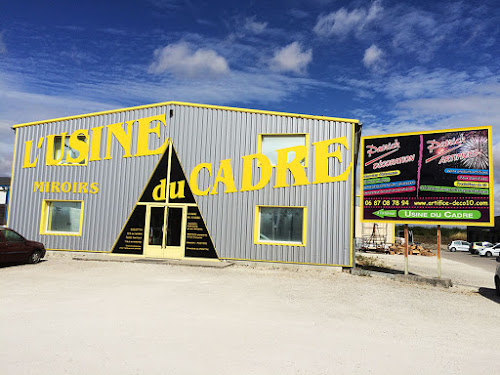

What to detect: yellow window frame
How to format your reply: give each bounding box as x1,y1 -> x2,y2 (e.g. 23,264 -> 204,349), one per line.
254,205 -> 307,246
257,133 -> 309,167
40,199 -> 84,236
53,134 -> 89,166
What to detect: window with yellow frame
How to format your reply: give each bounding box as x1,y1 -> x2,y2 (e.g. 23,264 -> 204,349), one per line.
53,134 -> 88,165
40,200 -> 84,236
258,134 -> 309,167
255,205 -> 306,246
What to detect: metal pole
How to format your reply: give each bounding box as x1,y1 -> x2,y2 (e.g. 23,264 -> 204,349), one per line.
437,225 -> 442,278
404,224 -> 408,275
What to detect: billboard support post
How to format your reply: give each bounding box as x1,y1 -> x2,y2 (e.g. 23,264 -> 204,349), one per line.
404,224 -> 409,275
437,225 -> 442,278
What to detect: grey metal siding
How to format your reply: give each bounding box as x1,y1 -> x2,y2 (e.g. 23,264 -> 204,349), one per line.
168,105 -> 355,266
9,103 -> 355,266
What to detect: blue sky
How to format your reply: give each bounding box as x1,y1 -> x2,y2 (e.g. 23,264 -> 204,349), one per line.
1,0 -> 500,211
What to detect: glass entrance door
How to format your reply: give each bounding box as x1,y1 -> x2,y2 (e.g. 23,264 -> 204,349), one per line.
144,205 -> 186,259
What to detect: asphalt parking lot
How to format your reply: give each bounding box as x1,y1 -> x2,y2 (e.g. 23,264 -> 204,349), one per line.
1,252 -> 499,375
440,247 -> 498,273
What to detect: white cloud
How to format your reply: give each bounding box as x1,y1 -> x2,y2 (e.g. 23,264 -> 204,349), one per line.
83,68 -> 327,110
288,9 -> 309,19
313,0 -> 382,38
269,42 -> 312,74
0,124 -> 15,176
314,2 -> 495,65
147,0 -> 184,9
389,10 -> 447,63
244,17 -> 267,34
397,96 -> 500,118
382,69 -> 471,99
148,42 -> 230,79
493,142 -> 500,184
363,44 -> 385,72
0,31 -> 7,54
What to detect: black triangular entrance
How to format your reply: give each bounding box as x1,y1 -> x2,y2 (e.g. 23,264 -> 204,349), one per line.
112,142 -> 218,259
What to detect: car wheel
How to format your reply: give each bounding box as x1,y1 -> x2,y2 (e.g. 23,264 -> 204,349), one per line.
486,251 -> 492,257
450,247 -> 456,252
495,277 -> 500,297
28,250 -> 42,264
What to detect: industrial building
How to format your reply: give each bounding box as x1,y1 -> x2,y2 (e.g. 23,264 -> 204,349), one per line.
8,102 -> 360,267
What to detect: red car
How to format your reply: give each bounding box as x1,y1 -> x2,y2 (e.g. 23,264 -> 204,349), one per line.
0,226 -> 46,264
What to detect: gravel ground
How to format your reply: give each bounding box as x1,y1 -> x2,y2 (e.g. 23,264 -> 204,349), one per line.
1,252 -> 499,375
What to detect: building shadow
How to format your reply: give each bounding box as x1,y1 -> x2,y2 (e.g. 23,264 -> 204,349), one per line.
478,287 -> 500,304
356,263 -> 418,276
0,260 -> 47,269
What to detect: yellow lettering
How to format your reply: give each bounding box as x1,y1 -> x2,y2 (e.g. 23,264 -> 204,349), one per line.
23,138 -> 43,168
33,181 -> 98,194
51,182 -> 61,193
90,182 -> 99,194
45,134 -> 66,165
135,115 -> 169,157
78,183 -> 88,193
210,159 -> 237,195
152,179 -> 166,201
104,121 -> 133,160
66,130 -> 89,164
89,126 -> 104,161
313,137 -> 352,184
34,181 -> 44,192
240,154 -> 272,192
189,163 -> 211,196
170,181 -> 185,199
274,145 -> 310,188
61,182 -> 72,193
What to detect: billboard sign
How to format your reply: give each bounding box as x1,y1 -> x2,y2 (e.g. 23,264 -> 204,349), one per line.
361,127 -> 493,226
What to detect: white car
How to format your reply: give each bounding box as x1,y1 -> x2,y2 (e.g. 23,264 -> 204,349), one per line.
470,241 -> 493,254
478,243 -> 500,257
448,240 -> 470,252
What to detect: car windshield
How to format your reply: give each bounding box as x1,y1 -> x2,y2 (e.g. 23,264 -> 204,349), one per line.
1,229 -> 24,242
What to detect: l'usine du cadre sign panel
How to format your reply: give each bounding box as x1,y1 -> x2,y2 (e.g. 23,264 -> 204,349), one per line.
361,127 -> 493,226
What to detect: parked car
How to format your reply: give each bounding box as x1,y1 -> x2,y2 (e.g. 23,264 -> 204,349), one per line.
470,241 -> 493,254
494,257 -> 500,296
448,240 -> 470,252
478,243 -> 500,257
0,226 -> 45,264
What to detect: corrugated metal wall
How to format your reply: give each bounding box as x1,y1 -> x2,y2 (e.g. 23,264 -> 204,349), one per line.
9,103 -> 356,266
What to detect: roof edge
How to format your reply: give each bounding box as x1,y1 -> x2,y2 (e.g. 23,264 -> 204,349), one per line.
12,100 -> 359,129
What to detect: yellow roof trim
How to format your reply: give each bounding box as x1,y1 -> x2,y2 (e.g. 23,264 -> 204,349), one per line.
12,100 -> 359,129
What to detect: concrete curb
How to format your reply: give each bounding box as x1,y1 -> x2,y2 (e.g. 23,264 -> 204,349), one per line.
393,274 -> 453,288
72,256 -> 234,269
349,267 -> 453,288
